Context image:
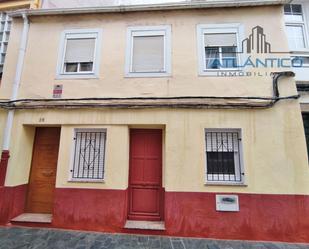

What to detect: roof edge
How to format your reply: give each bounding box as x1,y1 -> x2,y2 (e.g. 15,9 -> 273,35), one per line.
9,0 -> 291,17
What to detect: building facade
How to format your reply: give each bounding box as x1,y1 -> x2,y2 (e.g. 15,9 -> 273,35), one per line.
284,1 -> 309,158
0,0 -> 309,243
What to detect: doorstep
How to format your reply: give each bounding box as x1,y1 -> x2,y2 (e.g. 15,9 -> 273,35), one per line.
124,220 -> 165,230
11,213 -> 52,223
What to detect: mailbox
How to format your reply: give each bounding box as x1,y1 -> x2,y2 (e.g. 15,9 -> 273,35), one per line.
216,194 -> 239,212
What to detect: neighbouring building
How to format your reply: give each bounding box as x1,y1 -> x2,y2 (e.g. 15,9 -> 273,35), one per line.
284,1 -> 309,158
0,0 -> 40,82
0,0 -> 309,243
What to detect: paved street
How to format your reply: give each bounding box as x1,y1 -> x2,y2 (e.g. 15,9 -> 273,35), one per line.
0,227 -> 308,249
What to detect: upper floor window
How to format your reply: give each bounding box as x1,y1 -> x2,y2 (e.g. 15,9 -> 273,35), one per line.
57,29 -> 102,79
284,4 -> 308,51
125,26 -> 171,77
284,4 -> 304,22
197,24 -> 243,75
205,129 -> 244,184
0,12 -> 11,75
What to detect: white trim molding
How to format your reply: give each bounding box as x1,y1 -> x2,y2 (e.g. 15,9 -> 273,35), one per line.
56,28 -> 102,79
125,25 -> 172,78
10,1 -> 291,18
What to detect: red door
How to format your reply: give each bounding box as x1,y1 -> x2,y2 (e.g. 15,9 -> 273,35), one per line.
128,129 -> 163,221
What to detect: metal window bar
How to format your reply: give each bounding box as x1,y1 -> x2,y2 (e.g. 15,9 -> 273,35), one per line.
71,131 -> 106,180
205,130 -> 242,182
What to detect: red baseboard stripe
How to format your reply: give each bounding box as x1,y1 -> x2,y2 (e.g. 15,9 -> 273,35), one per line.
0,184 -> 27,224
1,186 -> 309,243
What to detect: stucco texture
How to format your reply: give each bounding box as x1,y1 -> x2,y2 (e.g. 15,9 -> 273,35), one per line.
0,6 -> 293,99
1,6 -> 308,195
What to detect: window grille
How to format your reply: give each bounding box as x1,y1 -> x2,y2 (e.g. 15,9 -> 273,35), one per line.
0,12 -> 11,74
205,129 -> 243,183
71,130 -> 106,181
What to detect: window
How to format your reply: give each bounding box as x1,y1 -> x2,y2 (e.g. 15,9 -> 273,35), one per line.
204,33 -> 238,69
286,25 -> 306,50
57,29 -> 102,79
205,129 -> 244,183
0,12 -> 11,74
125,26 -> 171,77
284,4 -> 304,22
197,24 -> 242,75
284,4 -> 308,51
70,129 -> 106,181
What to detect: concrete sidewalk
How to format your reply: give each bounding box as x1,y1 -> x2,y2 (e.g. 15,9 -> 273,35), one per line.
0,227 -> 308,249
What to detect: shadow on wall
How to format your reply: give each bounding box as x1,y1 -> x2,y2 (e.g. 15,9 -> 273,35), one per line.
41,0 -> 188,9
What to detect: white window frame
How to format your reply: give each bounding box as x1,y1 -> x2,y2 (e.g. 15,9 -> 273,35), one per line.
204,128 -> 245,186
68,128 -> 107,183
285,23 -> 308,51
56,29 -> 102,79
284,3 -> 309,52
197,23 -> 244,76
125,25 -> 172,78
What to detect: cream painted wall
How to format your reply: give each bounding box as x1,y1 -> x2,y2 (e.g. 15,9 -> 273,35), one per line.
2,5 -> 309,195
0,6 -> 294,100
4,100 -> 309,194
56,125 -> 130,189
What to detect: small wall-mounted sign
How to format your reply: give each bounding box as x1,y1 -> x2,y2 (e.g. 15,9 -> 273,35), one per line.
53,84 -> 63,98
216,194 -> 239,212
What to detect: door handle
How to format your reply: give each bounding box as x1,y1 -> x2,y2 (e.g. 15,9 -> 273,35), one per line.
42,170 -> 54,177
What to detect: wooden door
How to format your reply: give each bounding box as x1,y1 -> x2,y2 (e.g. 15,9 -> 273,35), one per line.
26,127 -> 60,213
128,129 -> 163,221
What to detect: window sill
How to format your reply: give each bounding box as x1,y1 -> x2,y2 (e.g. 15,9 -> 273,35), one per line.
205,182 -> 247,187
199,69 -> 243,77
68,179 -> 105,183
290,49 -> 309,55
125,72 -> 171,78
56,73 -> 99,80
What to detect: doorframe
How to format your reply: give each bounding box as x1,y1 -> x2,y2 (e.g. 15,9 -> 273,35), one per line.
127,128 -> 165,222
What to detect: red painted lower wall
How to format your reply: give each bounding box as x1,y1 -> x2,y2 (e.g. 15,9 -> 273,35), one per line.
0,184 -> 27,224
1,186 -> 309,243
52,188 -> 127,232
164,192 -> 309,243
52,188 -> 309,242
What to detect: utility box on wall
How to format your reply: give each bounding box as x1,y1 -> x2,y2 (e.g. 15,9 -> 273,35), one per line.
216,195 -> 239,212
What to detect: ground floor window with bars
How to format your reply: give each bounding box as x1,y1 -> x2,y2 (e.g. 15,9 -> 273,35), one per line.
205,129 -> 244,183
70,129 -> 106,181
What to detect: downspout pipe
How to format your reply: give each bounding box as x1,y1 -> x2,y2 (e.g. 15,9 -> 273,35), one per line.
0,13 -> 29,186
